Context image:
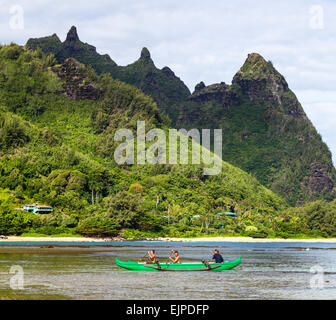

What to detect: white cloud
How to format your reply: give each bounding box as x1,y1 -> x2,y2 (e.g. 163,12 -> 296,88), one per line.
296,90 -> 336,164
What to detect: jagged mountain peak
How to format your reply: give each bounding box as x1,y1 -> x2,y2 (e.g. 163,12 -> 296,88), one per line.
161,66 -> 175,77
233,52 -> 279,80
65,26 -> 80,42
232,52 -> 290,104
245,52 -> 267,64
140,47 -> 151,60
51,33 -> 60,40
194,81 -> 206,92
242,53 -> 271,72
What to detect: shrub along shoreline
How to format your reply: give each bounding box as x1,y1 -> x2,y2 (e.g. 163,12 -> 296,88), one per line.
1,235 -> 336,243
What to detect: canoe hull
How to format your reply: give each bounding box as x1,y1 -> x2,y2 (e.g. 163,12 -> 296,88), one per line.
115,257 -> 241,271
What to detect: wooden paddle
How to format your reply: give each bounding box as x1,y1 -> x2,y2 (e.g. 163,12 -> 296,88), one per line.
138,252 -> 149,263
166,250 -> 174,264
200,251 -> 214,265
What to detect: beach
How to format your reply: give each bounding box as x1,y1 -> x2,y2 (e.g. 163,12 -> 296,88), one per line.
2,236 -> 336,243
0,236 -> 107,242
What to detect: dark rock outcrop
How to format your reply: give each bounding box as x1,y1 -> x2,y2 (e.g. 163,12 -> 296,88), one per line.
194,81 -> 206,92
232,53 -> 306,118
52,58 -> 103,101
65,26 -> 80,42
308,162 -> 334,194
190,82 -> 231,103
140,47 -> 151,60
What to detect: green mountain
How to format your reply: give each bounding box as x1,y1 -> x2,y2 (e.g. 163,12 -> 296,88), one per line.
26,26 -> 190,121
0,43 -> 288,238
26,28 -> 336,206
177,53 -> 336,205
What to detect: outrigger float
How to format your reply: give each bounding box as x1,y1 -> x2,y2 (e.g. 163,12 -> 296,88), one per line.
115,257 -> 241,271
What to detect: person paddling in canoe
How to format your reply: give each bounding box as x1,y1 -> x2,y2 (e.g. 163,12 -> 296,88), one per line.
168,250 -> 181,264
148,250 -> 157,264
211,249 -> 224,263
138,250 -> 158,264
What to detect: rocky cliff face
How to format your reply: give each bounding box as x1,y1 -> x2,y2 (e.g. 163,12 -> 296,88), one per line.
52,58 -> 103,101
177,53 -> 336,205
26,27 -> 190,121
232,53 -> 307,118
308,162 -> 334,195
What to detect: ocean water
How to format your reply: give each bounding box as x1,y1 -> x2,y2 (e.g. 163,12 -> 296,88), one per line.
0,241 -> 336,300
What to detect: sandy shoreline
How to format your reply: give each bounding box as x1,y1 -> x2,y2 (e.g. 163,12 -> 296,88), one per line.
1,236 -> 336,243
0,236 -> 107,242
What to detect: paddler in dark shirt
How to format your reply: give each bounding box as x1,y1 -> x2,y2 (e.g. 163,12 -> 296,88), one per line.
212,249 -> 224,263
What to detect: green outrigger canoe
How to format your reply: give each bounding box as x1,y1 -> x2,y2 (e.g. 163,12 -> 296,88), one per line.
115,257 -> 241,271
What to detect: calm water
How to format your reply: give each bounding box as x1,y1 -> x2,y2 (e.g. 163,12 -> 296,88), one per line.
1,241 -> 336,300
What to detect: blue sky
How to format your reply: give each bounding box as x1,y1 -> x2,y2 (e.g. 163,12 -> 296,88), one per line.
1,0 -> 335,163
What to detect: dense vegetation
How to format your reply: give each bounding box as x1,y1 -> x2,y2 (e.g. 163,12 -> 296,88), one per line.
0,43 -> 292,238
